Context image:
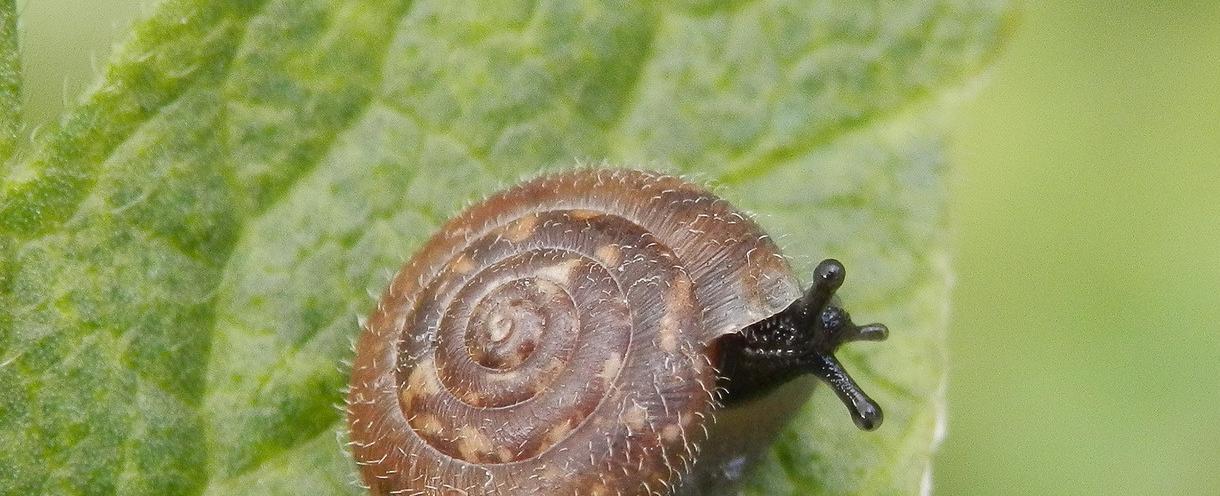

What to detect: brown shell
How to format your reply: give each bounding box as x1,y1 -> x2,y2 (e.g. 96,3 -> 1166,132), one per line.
347,168 -> 800,496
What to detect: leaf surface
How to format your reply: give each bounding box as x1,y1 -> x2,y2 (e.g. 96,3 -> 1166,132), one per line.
0,0 -> 17,159
0,0 -> 1008,494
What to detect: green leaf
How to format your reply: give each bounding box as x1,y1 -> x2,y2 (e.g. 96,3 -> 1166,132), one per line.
0,0 -> 18,159
0,0 -> 1009,494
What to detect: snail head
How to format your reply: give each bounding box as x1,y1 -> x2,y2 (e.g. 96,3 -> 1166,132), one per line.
727,259 -> 889,431
795,259 -> 888,430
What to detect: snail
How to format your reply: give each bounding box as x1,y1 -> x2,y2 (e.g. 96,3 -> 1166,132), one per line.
346,168 -> 888,496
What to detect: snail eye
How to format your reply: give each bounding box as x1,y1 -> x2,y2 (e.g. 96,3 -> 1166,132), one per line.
820,306 -> 845,331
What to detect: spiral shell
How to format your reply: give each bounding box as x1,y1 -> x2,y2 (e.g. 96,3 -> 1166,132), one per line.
347,169 -> 801,495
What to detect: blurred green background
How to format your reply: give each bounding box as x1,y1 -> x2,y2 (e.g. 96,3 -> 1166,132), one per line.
942,2 -> 1220,494
14,0 -> 1220,494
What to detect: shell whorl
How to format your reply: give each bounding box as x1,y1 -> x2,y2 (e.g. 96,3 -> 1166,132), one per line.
347,169 -> 800,495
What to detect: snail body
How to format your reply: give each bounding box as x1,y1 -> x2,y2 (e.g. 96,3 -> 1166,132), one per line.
347,169 -> 886,496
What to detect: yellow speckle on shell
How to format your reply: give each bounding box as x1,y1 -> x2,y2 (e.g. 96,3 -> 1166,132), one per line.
413,413 -> 445,437
506,214 -> 539,242
661,424 -> 683,443
658,314 -> 681,354
409,359 -> 441,395
535,258 -> 582,284
595,243 -> 622,266
665,276 -> 694,310
400,359 -> 441,408
567,209 -> 602,220
622,402 -> 649,432
496,446 -> 515,463
461,390 -> 483,406
456,425 -> 496,462
599,355 -> 623,389
450,253 -> 476,274
541,419 -> 574,448
587,481 -> 612,496
659,330 -> 679,354
537,463 -> 565,482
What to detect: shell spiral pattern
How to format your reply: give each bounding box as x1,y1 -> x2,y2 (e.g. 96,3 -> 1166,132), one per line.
347,169 -> 801,496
